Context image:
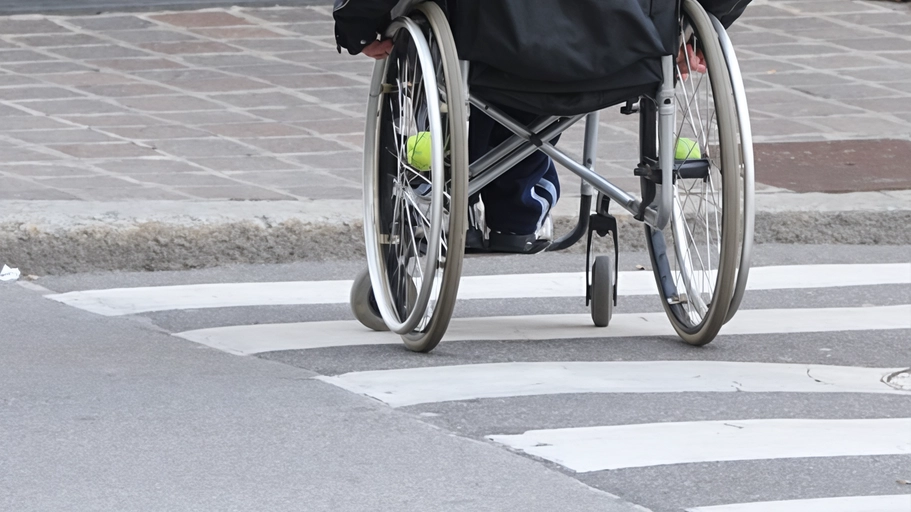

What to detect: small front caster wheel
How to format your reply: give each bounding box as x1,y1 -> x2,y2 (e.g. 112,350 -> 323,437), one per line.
590,255 -> 615,328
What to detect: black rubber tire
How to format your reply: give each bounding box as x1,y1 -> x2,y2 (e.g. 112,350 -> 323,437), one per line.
590,255 -> 614,328
349,268 -> 389,332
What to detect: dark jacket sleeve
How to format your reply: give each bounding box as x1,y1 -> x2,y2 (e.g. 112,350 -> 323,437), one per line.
698,0 -> 751,28
333,0 -> 400,55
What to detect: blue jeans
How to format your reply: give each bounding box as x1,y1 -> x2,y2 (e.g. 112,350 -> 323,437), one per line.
467,104 -> 561,236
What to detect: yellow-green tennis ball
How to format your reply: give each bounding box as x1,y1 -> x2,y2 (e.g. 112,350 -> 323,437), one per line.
675,137 -> 701,160
406,131 -> 432,171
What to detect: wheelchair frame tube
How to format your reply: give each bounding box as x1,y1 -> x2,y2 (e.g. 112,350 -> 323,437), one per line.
543,144 -> 649,222
543,111 -> 600,252
581,112 -> 598,198
466,111 -> 584,197
470,117 -> 560,178
655,54 -> 676,230
469,95 -> 650,223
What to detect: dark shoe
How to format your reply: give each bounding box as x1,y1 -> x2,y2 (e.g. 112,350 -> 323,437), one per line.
487,214 -> 553,254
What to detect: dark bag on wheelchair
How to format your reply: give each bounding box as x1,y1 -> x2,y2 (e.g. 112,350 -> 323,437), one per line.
334,0 -> 751,115
450,0 -> 678,115
449,0 -> 748,116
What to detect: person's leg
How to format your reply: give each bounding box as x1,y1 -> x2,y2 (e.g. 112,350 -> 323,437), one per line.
481,148 -> 560,235
467,104 -> 560,252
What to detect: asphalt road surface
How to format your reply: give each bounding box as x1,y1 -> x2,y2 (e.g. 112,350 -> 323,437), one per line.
4,244 -> 911,511
0,0 -> 324,15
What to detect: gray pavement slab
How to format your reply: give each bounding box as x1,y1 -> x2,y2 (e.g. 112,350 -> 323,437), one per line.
0,0 -> 909,272
0,280 -> 649,512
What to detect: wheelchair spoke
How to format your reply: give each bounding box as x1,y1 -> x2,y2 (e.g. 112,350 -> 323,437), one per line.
403,187 -> 449,260
389,94 -> 405,169
684,36 -> 711,146
679,86 -> 710,157
402,189 -> 430,230
672,194 -> 710,319
678,190 -> 710,278
707,176 -> 723,255
676,75 -> 701,145
676,49 -> 705,137
391,197 -> 408,317
403,164 -> 432,185
404,208 -> 423,280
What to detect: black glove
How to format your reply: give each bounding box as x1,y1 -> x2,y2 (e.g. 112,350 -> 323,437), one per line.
333,0 -> 398,55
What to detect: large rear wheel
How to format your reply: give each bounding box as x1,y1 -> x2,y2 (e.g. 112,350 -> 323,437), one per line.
361,2 -> 468,352
645,0 -> 744,346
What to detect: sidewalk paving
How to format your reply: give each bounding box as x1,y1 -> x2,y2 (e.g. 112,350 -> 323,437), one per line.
1,0 -> 910,273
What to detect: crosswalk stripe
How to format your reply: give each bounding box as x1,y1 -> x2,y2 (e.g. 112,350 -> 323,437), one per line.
175,304 -> 911,355
686,494 -> 911,512
316,361 -> 910,407
47,263 -> 911,316
487,418 -> 911,473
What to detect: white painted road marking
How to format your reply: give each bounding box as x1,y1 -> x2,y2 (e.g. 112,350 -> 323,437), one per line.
48,280 -> 353,316
686,494 -> 911,512
487,418 -> 911,473
317,361 -> 910,407
48,263 -> 911,316
175,304 -> 911,355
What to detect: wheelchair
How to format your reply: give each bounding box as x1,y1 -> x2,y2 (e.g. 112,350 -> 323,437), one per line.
349,0 -> 755,352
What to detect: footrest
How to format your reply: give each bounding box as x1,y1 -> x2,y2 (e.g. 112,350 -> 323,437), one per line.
674,158 -> 711,180
634,158 -> 711,185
